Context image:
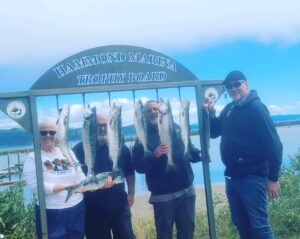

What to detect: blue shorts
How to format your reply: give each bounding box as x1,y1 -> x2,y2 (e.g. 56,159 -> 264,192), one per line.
35,200 -> 85,239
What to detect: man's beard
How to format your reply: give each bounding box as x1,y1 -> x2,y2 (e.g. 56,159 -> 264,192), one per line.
97,135 -> 107,146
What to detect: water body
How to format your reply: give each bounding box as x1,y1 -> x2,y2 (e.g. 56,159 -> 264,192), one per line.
0,125 -> 299,198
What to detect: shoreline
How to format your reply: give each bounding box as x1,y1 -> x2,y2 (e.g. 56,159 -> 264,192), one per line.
131,182 -> 226,219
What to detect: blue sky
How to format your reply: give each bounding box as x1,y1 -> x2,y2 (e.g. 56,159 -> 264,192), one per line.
0,0 -> 300,129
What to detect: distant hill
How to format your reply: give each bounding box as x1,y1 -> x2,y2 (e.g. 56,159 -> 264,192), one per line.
0,128 -> 33,148
0,114 -> 299,149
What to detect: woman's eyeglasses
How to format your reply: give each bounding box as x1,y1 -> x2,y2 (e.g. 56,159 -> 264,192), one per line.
225,81 -> 244,90
40,130 -> 56,136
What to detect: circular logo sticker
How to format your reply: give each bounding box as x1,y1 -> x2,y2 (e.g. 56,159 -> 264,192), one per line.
6,101 -> 26,119
204,87 -> 219,103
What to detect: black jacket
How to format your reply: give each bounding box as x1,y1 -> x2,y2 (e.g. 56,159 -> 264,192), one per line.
132,124 -> 201,195
210,90 -> 282,181
72,142 -> 134,211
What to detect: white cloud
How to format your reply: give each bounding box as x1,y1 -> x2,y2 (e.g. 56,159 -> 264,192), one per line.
0,118 -> 20,130
1,0 -> 300,64
268,104 -> 298,115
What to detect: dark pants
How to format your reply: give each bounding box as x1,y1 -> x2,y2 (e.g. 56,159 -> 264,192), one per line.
226,175 -> 274,239
35,200 -> 85,239
152,195 -> 195,239
85,204 -> 136,239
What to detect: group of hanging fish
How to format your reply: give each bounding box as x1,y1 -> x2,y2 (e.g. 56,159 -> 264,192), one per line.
55,98 -> 191,202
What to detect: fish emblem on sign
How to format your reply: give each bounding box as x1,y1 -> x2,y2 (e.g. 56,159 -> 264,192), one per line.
204,87 -> 219,103
6,101 -> 26,119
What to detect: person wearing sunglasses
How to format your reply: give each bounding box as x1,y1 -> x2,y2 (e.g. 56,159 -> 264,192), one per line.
23,121 -> 87,239
203,70 -> 282,239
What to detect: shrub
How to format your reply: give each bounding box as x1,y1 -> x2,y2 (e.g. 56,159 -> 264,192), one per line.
0,182 -> 35,239
269,149 -> 300,238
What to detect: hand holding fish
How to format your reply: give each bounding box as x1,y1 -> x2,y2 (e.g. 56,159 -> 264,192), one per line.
153,144 -> 169,158
202,98 -> 216,118
75,185 -> 86,193
102,176 -> 114,189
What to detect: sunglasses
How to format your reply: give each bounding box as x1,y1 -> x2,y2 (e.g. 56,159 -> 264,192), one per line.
40,130 -> 56,136
225,81 -> 244,90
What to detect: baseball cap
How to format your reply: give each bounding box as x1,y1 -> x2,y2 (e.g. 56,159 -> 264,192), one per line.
223,70 -> 247,84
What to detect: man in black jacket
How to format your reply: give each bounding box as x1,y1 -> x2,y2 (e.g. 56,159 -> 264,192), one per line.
73,114 -> 136,239
204,70 -> 282,239
132,100 -> 202,239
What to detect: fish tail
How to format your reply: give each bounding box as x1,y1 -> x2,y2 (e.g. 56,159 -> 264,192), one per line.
65,186 -> 77,203
110,169 -> 125,184
111,168 -> 124,178
183,152 -> 192,161
165,163 -> 177,172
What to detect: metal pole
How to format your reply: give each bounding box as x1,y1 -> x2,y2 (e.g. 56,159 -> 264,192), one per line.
108,92 -> 111,106
17,152 -> 21,179
195,85 -> 217,239
29,95 -> 49,239
82,93 -> 86,107
132,90 -> 136,104
7,153 -> 11,181
155,88 -> 159,101
178,87 -> 182,101
55,95 -> 59,111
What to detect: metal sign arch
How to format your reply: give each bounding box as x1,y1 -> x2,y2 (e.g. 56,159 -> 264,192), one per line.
0,45 -> 225,239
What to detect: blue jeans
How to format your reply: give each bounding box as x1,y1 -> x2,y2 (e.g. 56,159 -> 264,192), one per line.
225,175 -> 274,239
35,200 -> 85,239
152,195 -> 195,239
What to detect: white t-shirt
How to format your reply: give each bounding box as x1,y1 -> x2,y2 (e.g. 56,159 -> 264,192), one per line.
23,147 -> 86,209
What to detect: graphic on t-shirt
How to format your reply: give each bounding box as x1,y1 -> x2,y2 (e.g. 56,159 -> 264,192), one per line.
44,158 -> 72,173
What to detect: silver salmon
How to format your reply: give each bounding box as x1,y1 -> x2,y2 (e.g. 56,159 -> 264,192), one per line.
82,105 -> 97,178
179,99 -> 191,160
107,103 -> 122,171
64,171 -> 125,203
56,104 -> 79,168
158,98 -> 176,172
134,99 -> 148,152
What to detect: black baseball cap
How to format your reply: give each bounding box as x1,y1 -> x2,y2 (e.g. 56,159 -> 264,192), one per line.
223,70 -> 247,84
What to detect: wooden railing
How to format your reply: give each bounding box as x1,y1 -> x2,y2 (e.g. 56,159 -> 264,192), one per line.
0,148 -> 33,183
